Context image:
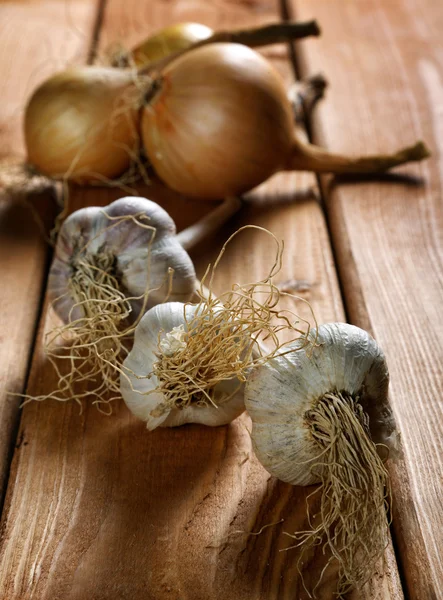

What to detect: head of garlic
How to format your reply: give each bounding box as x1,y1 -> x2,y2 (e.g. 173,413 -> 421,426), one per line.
48,196 -> 197,324
120,302 -> 246,429
244,322 -> 399,594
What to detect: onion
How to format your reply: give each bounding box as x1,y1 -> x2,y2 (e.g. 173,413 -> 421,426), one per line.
141,43 -> 430,200
113,22 -> 213,67
23,23 -> 320,185
24,67 -> 145,183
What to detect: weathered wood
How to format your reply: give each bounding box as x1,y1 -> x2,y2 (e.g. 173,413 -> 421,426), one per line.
0,1 -> 404,598
291,0 -> 443,598
0,0 -> 101,502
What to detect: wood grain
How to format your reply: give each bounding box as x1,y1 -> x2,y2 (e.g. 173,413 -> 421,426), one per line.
0,0 -> 100,502
290,0 -> 443,598
0,0 -> 404,598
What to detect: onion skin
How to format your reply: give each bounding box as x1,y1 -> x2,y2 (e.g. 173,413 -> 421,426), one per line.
141,43 -> 429,201
129,23 -> 213,67
142,44 -> 294,200
25,67 -> 143,183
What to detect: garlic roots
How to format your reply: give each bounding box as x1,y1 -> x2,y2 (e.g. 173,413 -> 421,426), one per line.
121,302 -> 248,429
245,322 -> 399,594
120,225 -> 315,429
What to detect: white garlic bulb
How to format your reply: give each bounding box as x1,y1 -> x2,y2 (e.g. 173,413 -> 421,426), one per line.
48,195 -> 242,323
48,196 -> 197,323
245,322 -> 399,593
121,302 -> 246,430
245,322 -> 398,483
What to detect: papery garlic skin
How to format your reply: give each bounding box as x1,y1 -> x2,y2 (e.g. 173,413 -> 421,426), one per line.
121,302 -> 246,430
48,197 -> 197,323
245,322 -> 397,486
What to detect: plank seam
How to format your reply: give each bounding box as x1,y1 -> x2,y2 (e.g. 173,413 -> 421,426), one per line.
279,0 -> 352,324
87,0 -> 109,64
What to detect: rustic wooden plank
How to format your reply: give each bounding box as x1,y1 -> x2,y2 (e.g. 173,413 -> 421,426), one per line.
0,0 -> 101,502
290,0 -> 443,598
0,1 -> 403,598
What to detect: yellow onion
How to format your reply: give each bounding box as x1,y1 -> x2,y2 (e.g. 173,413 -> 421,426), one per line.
25,66 -> 145,183
23,23 -> 320,185
117,22 -> 213,67
141,43 -> 430,201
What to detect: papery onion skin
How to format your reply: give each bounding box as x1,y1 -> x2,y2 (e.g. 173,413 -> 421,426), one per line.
25,67 -> 143,183
129,23 -> 213,67
141,43 -> 294,200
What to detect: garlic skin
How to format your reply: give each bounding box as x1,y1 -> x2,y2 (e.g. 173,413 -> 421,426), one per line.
25,67 -> 143,182
48,197 -> 197,323
121,302 -> 246,430
245,322 -> 398,486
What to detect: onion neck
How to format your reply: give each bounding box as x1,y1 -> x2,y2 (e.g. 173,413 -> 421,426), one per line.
286,139 -> 430,174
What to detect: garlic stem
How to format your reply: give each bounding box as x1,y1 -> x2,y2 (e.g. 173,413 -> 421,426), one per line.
288,140 -> 431,174
139,21 -> 320,75
175,196 -> 242,251
192,281 -> 212,303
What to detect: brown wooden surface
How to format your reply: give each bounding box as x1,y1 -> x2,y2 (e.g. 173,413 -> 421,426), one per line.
291,0 -> 443,598
0,0 -> 440,598
0,0 -> 100,502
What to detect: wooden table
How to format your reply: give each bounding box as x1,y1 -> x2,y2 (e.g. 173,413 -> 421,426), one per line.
0,0 -> 441,598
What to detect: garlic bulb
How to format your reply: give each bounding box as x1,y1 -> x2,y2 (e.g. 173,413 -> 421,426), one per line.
32,195 -> 241,410
141,43 -> 429,200
121,302 -> 246,429
245,322 -> 398,593
48,196 -> 196,323
25,67 -> 144,182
